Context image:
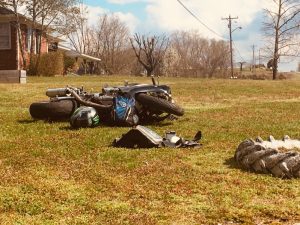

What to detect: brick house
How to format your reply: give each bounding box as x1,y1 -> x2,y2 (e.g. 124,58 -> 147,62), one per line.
0,7 -> 102,82
0,7 -> 53,83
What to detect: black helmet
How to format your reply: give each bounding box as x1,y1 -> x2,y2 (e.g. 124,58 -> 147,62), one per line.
70,106 -> 100,128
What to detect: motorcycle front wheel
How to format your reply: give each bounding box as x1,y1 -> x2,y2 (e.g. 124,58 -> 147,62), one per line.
29,100 -> 78,120
136,93 -> 184,116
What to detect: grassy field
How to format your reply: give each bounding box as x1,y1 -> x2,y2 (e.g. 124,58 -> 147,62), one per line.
0,76 -> 300,224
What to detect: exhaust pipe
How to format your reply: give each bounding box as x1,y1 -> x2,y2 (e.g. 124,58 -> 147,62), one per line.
46,88 -> 68,97
66,88 -> 112,111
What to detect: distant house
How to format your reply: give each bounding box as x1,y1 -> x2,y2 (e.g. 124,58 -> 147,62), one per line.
57,45 -> 101,75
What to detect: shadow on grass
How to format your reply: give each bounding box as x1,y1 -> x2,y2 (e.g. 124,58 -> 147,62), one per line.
59,124 -> 110,130
59,123 -> 174,131
140,121 -> 174,127
20,116 -> 175,131
18,119 -> 37,124
18,118 -> 69,124
224,157 -> 239,169
224,157 -> 256,176
224,157 -> 275,178
59,126 -> 74,131
58,119 -> 174,130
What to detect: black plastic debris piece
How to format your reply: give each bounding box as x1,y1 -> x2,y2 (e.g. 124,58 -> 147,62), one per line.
113,125 -> 202,149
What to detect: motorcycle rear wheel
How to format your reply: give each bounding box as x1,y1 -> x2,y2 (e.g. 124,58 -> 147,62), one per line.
30,100 -> 78,120
136,93 -> 184,116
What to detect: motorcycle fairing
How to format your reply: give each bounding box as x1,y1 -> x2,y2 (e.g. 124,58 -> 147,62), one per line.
113,96 -> 139,126
117,84 -> 171,97
113,125 -> 163,148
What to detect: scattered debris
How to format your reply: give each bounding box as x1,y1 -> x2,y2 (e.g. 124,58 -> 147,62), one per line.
113,125 -> 202,149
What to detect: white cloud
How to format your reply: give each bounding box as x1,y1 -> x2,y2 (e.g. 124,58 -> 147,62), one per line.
85,5 -> 108,26
107,0 -> 142,4
85,0 -> 298,71
144,0 -> 291,68
145,0 -> 268,39
113,12 -> 140,32
84,4 -> 139,32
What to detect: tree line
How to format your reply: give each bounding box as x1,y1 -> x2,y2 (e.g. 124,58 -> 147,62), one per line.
66,7 -> 231,77
1,0 -> 299,79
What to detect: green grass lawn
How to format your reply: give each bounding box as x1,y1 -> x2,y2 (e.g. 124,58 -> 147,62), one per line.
0,76 -> 299,224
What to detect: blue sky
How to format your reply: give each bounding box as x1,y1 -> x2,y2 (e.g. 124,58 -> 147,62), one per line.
84,0 -> 146,20
82,0 -> 298,71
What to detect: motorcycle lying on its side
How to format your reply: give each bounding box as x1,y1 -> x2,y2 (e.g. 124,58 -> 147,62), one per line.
29,77 -> 184,125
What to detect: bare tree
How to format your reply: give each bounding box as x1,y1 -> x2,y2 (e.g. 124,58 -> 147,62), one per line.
171,31 -> 200,73
24,0 -> 78,53
92,14 -> 131,74
19,0 -> 77,75
169,30 -> 230,77
65,3 -> 92,54
263,0 -> 300,79
25,0 -> 37,55
203,39 -> 230,77
65,11 -> 132,75
130,33 -> 169,76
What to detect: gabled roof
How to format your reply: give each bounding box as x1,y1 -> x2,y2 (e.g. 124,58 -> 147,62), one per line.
0,7 -> 14,15
58,45 -> 101,62
0,7 -> 34,23
0,7 -> 63,42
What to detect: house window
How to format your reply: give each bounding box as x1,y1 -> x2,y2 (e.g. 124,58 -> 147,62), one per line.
26,28 -> 39,54
0,23 -> 11,50
36,32 -> 41,54
26,27 -> 32,51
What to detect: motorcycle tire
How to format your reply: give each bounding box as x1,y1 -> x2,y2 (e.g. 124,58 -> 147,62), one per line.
136,93 -> 184,116
29,100 -> 78,120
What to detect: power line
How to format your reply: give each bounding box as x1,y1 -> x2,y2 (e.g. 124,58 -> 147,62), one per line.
176,0 -> 247,74
232,41 -> 245,62
176,0 -> 226,40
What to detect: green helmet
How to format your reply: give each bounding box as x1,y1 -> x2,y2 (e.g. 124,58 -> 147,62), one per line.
70,106 -> 100,128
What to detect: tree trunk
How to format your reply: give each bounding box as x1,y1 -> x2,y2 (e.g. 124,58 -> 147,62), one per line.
11,0 -> 26,69
272,0 -> 282,80
16,23 -> 26,69
34,33 -> 43,75
146,68 -> 152,76
272,35 -> 279,79
29,0 -> 37,75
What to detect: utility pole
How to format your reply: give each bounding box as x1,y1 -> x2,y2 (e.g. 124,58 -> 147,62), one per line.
251,44 -> 256,74
238,62 -> 247,72
258,48 -> 261,66
222,15 -> 239,78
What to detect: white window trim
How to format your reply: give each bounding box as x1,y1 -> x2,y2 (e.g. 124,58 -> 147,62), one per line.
0,23 -> 11,50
